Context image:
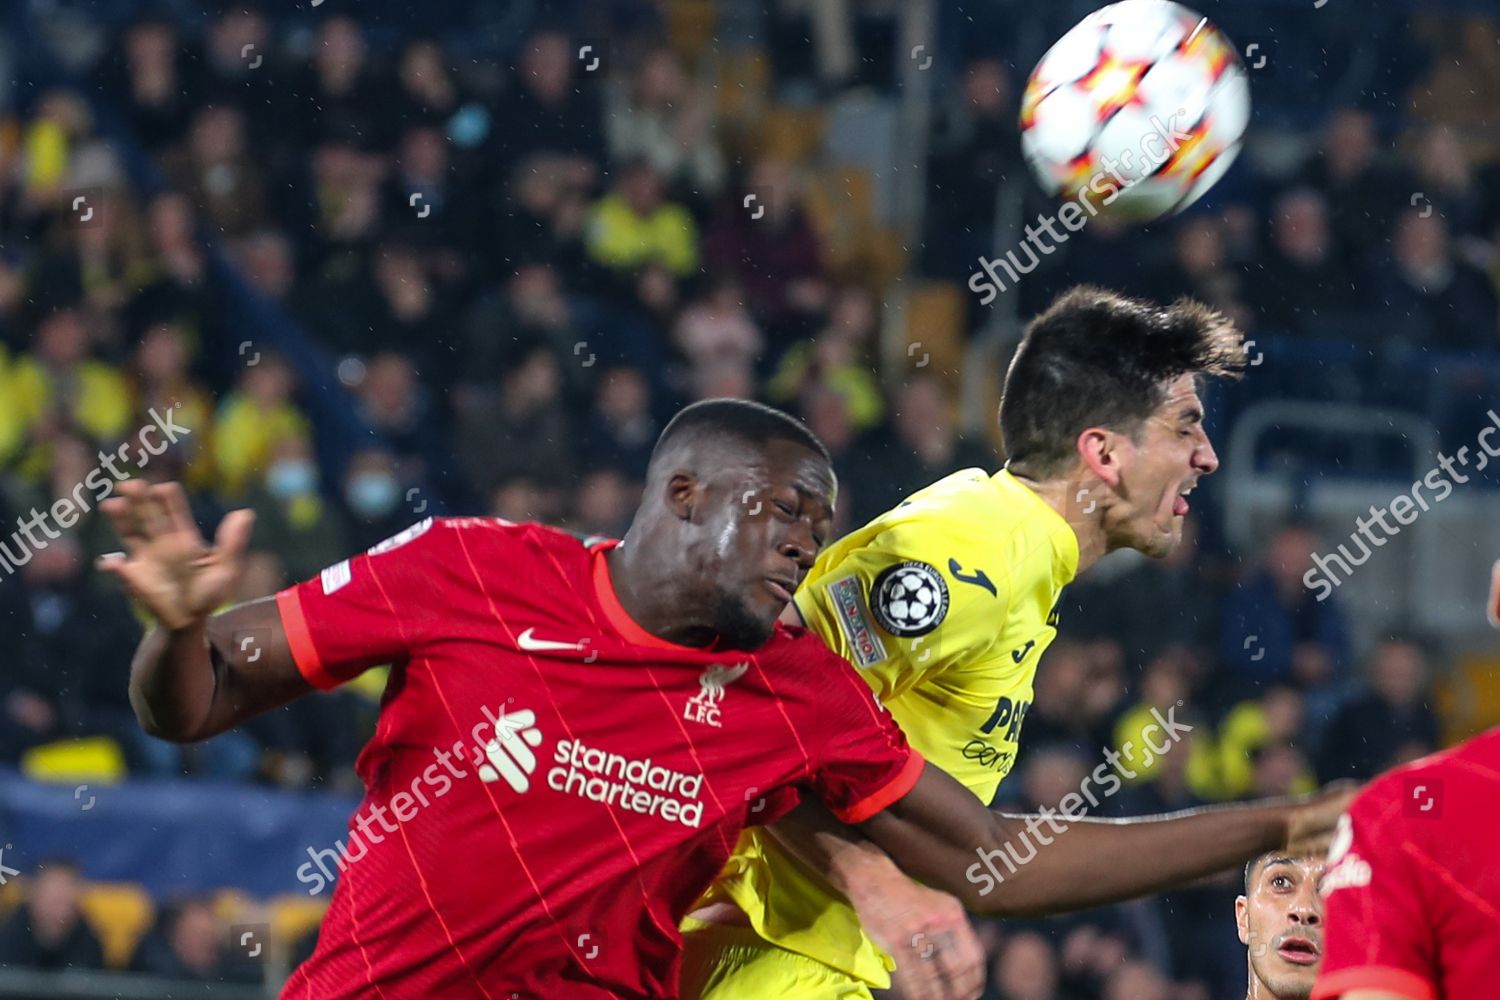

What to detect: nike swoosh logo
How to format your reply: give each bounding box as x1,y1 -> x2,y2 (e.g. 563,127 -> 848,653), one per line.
1011,639 -> 1036,664
517,628 -> 586,652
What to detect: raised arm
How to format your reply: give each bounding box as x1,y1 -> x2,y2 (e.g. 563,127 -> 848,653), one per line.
854,762 -> 1352,918
98,480 -> 312,742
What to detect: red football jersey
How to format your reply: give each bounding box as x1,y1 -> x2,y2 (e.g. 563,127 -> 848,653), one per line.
276,518 -> 923,1000
1313,727 -> 1500,1000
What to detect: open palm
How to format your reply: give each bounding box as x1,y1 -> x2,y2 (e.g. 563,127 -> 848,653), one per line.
98,480 -> 255,631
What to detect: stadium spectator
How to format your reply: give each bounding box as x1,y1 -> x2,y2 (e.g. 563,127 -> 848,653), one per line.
1102,959 -> 1177,1000
489,29 -> 605,178
105,16 -> 192,151
985,930 -> 1062,1000
1371,208 -> 1500,351
766,285 -> 885,431
160,104 -> 267,238
1218,684 -> 1317,799
246,434 -> 353,584
137,192 -> 212,335
1409,122 -> 1488,240
131,896 -> 260,983
1295,108 -> 1410,267
392,37 -> 464,128
211,352 -> 311,496
6,307 -> 132,475
568,467 -> 637,538
1148,215 -> 1252,332
1248,188 -> 1361,335
1110,649 -> 1217,791
925,57 -> 1022,282
337,449 -> 414,551
127,321 -> 214,485
671,276 -> 765,380
1218,522 -> 1351,704
383,125 -> 471,263
455,339 -> 576,496
1316,636 -> 1439,780
354,351 -> 453,500
702,157 -> 829,344
198,6 -> 275,131
850,373 -> 995,524
1067,517 -> 1217,673
604,46 -> 725,198
579,364 -> 658,479
585,158 -> 699,281
0,537 -> 141,763
289,16 -> 389,150
0,859 -> 105,973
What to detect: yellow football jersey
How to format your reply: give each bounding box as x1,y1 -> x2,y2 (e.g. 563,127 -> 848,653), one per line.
690,468 -> 1079,986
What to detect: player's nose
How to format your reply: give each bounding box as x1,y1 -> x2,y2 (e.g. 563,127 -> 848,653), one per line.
778,524 -> 817,570
1288,902 -> 1322,925
1194,435 -> 1220,475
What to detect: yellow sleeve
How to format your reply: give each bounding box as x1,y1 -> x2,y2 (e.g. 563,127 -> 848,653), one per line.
655,205 -> 698,275
793,520 -> 1009,702
887,651 -> 1031,803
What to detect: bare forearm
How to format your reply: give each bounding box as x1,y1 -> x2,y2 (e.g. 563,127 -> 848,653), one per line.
129,621 -> 221,742
766,800 -> 900,898
128,598 -> 308,743
872,800 -> 1287,916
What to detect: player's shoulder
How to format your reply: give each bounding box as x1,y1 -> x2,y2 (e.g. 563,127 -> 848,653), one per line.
1353,729 -> 1500,818
765,622 -> 867,678
367,517 -> 600,563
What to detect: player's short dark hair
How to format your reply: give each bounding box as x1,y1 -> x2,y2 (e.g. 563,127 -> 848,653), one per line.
650,399 -> 830,473
999,285 -> 1245,478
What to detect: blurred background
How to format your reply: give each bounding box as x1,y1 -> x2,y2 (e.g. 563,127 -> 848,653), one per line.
0,0 -> 1497,997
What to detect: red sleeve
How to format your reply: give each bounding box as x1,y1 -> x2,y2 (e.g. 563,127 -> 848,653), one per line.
796,642 -> 925,824
274,518 -> 446,691
1312,781 -> 1438,1000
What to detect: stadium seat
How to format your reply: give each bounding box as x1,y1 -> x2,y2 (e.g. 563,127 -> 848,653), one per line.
270,895 -> 331,954
902,281 -> 967,379
78,882 -> 155,970
20,736 -> 128,785
1435,652 -> 1500,745
665,0 -> 716,62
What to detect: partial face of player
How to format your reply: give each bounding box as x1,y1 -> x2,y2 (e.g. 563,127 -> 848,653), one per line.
1236,855 -> 1325,1000
1107,373 -> 1219,558
696,438 -> 836,649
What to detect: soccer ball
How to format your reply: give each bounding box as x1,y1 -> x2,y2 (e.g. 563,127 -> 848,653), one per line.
1019,0 -> 1250,222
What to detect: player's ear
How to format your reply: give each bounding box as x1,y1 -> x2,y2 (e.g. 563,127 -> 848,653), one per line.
1076,426 -> 1124,489
1234,895 -> 1250,943
664,471 -> 698,523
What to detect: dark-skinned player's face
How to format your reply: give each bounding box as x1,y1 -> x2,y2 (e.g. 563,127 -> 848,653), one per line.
1236,855 -> 1325,999
685,439 -> 835,650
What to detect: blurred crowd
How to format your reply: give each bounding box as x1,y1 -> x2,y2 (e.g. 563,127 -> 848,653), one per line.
0,2 -> 1494,997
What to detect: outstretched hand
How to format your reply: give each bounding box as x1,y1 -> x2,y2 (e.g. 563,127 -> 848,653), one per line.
850,872 -> 985,1000
97,481 -> 255,631
1285,782 -> 1359,857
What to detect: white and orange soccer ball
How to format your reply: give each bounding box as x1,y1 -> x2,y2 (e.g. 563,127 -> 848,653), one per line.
1019,0 -> 1250,222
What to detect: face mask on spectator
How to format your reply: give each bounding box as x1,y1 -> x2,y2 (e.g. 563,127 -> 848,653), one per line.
267,459 -> 319,500
347,472 -> 400,518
